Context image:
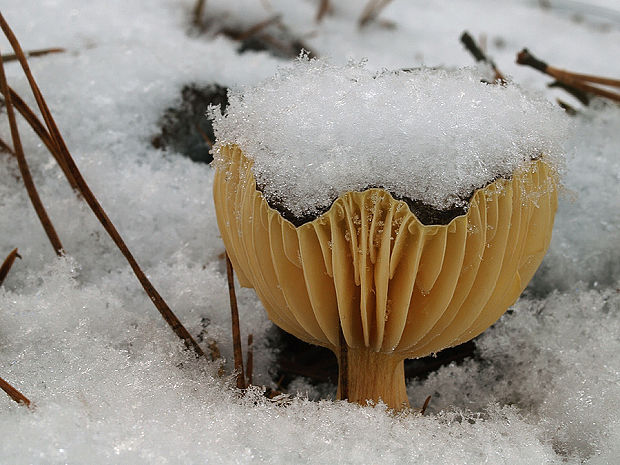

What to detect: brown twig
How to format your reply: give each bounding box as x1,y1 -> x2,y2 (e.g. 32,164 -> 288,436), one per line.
316,0 -> 330,23
227,15 -> 282,41
0,248 -> 21,286
516,49 -> 620,103
255,33 -> 316,58
0,17 -> 81,194
2,47 -> 64,63
549,68 -> 620,88
0,51 -> 64,256
359,0 -> 393,28
221,19 -> 317,59
0,136 -> 15,156
225,253 -> 246,389
263,375 -> 285,399
246,334 -> 254,386
0,88 -> 80,190
195,123 -> 214,148
208,339 -> 221,361
548,80 -> 590,105
551,75 -> 620,103
208,340 -> 225,377
460,32 -> 486,63
0,91 -> 55,154
0,375 -> 31,407
0,13 -> 206,358
420,395 -> 431,415
193,0 -> 207,27
460,31 -> 505,83
557,99 -> 578,116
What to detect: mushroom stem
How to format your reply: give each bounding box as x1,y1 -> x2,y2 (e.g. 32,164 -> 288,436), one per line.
336,346 -> 409,410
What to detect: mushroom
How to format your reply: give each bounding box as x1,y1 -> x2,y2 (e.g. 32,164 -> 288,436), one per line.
211,63 -> 563,410
213,145 -> 558,409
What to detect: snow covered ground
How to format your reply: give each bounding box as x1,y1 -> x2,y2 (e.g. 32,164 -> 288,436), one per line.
0,1 -> 619,463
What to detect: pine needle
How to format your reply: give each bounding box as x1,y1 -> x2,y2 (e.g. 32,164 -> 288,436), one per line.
0,375 -> 32,407
225,253 -> 246,390
0,12 -> 206,358
0,248 -> 21,286
0,51 -> 64,256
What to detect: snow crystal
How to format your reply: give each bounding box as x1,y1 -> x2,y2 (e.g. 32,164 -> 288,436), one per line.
4,259 -> 617,465
409,283 -> 620,462
531,103 -> 620,294
212,59 -> 568,219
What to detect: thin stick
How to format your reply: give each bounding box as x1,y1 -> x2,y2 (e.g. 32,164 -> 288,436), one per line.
516,49 -> 588,99
0,13 -> 86,196
516,49 -> 620,103
0,248 -> 21,286
225,253 -> 246,390
2,47 -> 64,63
0,136 -> 16,156
0,91 -> 56,156
248,32 -> 315,58
548,80 -> 590,105
359,0 -> 393,28
515,48 -> 550,74
233,15 -> 281,41
316,0 -> 330,23
0,88 -> 80,190
548,73 -> 620,103
195,123 -> 214,148
0,13 -> 205,358
460,31 -> 505,83
208,340 -> 225,376
208,340 -> 221,361
557,99 -> 578,116
246,334 -> 254,386
0,375 -> 31,406
460,32 -> 486,63
0,51 -> 64,256
549,68 -> 620,88
420,395 -> 431,415
193,0 -> 207,28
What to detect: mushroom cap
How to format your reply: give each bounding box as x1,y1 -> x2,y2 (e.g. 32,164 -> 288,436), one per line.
214,145 -> 558,358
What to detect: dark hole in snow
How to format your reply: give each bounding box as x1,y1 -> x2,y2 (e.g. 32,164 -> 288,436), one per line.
152,83 -> 228,164
272,326 -> 479,391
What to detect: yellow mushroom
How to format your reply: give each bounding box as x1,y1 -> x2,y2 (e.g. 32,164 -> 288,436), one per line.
214,144 -> 558,410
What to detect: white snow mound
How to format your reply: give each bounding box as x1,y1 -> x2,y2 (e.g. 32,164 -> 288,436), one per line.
212,59 -> 568,218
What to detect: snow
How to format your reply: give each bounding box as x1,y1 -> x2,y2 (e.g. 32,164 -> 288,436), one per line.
409,284 -> 620,461
531,103 -> 620,294
1,0 -> 619,464
212,61 -> 568,218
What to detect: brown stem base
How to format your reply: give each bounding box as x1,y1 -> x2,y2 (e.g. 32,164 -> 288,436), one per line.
336,346 -> 409,410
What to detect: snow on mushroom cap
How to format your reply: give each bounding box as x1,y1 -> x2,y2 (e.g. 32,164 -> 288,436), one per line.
211,58 -> 568,219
